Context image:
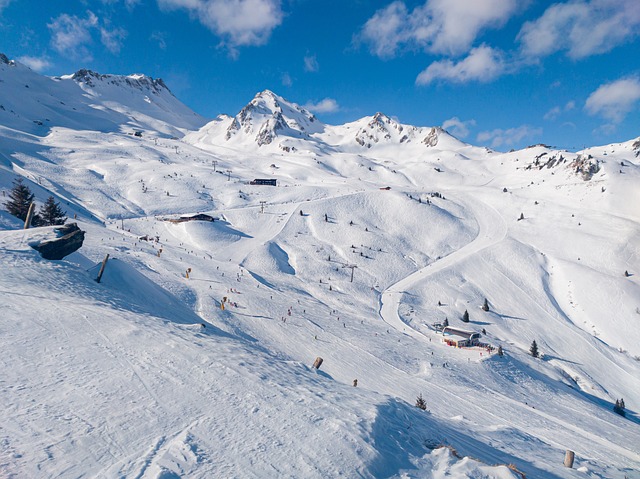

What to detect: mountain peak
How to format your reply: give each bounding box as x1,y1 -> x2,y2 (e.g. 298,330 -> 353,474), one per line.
225,90 -> 322,146
0,52 -> 13,65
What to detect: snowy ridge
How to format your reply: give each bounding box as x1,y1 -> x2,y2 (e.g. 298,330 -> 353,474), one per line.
186,90 -> 468,155
1,56 -> 640,478
0,54 -> 206,137
68,69 -> 171,95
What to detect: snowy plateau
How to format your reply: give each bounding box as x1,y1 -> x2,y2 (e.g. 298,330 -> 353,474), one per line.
0,54 -> 639,479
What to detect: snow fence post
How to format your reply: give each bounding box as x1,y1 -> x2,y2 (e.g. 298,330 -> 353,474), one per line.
23,202 -> 36,229
563,450 -> 574,468
96,254 -> 110,284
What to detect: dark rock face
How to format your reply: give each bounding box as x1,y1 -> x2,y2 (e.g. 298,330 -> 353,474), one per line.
32,223 -> 85,260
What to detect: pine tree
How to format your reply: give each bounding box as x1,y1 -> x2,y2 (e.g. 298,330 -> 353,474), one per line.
482,298 -> 489,311
462,310 -> 469,322
5,177 -> 35,222
530,340 -> 539,358
38,196 -> 67,226
613,398 -> 626,417
415,393 -> 427,410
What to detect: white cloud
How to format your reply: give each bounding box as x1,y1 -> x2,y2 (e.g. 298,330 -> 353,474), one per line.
477,125 -> 542,148
416,45 -> 506,85
518,0 -> 640,59
359,0 -> 520,58
303,98 -> 340,114
48,11 -> 127,58
543,106 -> 561,121
585,77 -> 640,123
0,0 -> 12,13
441,117 -> 476,138
157,0 -> 283,48
48,11 -> 98,59
281,72 -> 292,87
543,100 -> 575,120
100,26 -> 127,53
17,55 -> 51,72
304,54 -> 319,72
151,31 -> 167,50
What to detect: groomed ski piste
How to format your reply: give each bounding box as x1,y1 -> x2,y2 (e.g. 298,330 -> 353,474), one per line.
1,55 -> 640,478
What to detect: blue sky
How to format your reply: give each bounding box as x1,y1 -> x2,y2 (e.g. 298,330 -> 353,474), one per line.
1,0 -> 639,150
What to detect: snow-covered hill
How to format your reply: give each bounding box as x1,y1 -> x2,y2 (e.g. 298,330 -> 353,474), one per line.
0,54 -> 205,138
1,55 -> 639,478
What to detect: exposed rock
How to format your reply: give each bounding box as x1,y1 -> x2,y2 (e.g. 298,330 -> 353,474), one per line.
32,223 -> 85,260
71,69 -> 171,95
633,138 -> 640,157
422,127 -> 440,147
570,154 -> 600,181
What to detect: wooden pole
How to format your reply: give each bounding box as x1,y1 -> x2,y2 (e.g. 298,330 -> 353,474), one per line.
563,450 -> 574,468
23,202 -> 35,229
96,254 -> 110,283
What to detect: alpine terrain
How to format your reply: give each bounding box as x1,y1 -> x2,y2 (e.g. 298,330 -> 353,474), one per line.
1,54 -> 639,479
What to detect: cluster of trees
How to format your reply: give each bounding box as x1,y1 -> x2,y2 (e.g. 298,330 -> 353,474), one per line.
4,178 -> 67,227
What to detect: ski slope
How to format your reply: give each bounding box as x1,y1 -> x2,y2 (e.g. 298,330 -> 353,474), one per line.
1,57 -> 640,478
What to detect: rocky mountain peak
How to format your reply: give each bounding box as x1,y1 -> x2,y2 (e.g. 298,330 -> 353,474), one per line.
0,52 -> 13,65
71,69 -> 171,95
355,112 -> 416,147
225,89 -> 322,146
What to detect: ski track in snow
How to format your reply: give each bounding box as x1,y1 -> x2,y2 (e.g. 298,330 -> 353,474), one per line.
379,190 -> 507,339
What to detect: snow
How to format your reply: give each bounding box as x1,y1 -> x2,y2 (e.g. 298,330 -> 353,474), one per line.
1,55 -> 640,478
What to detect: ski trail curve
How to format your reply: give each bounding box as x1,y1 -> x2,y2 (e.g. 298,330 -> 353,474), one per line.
379,194 -> 507,338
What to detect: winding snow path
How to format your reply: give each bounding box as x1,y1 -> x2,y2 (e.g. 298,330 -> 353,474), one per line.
379,193 -> 507,337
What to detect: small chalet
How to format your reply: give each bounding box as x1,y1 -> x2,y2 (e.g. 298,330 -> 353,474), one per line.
442,327 -> 480,348
166,213 -> 215,224
250,179 -> 277,186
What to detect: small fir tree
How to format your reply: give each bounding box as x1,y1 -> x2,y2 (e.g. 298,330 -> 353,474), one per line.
462,309 -> 469,322
482,298 -> 490,312
613,399 -> 626,417
5,177 -> 35,222
415,394 -> 427,411
530,340 -> 539,358
38,196 -> 67,226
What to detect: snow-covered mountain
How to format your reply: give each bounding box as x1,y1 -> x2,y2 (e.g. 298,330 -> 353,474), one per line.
185,90 -> 470,156
0,55 -> 206,138
1,55 -> 640,479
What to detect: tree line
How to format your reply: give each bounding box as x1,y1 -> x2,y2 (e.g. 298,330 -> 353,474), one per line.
4,178 -> 67,227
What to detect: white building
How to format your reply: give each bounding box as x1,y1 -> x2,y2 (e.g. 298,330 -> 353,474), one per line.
442,327 -> 481,347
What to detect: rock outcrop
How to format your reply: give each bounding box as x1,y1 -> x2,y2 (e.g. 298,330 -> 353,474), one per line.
32,223 -> 85,260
